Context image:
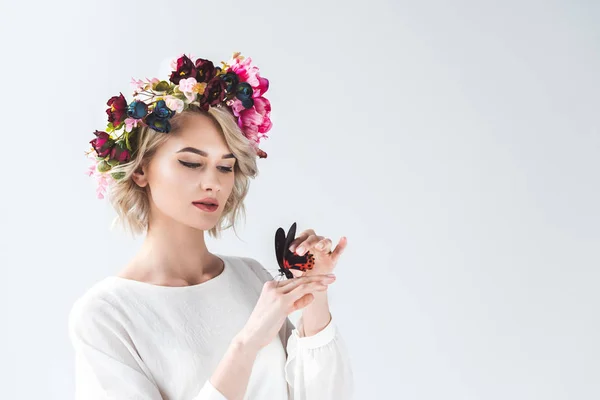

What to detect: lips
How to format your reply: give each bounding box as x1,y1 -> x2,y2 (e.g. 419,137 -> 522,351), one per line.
193,202 -> 218,212
193,197 -> 219,207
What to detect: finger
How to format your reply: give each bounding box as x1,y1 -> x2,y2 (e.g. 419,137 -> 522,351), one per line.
277,274 -> 335,293
296,234 -> 323,255
291,293 -> 316,312
285,281 -> 330,304
277,274 -> 334,292
330,236 -> 348,264
289,229 -> 316,252
314,238 -> 333,253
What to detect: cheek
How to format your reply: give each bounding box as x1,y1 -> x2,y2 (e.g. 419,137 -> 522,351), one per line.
151,160 -> 183,187
147,160 -> 189,207
222,172 -> 236,196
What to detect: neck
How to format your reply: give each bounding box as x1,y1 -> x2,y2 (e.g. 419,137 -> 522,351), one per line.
124,209 -> 221,285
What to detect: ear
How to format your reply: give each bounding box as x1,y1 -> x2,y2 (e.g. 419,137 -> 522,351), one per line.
131,164 -> 149,188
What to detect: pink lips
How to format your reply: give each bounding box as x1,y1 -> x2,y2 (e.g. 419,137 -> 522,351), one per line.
192,198 -> 219,213
193,203 -> 218,212
194,197 -> 219,206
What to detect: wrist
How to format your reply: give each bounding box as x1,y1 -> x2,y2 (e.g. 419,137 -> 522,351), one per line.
304,289 -> 329,310
232,331 -> 261,356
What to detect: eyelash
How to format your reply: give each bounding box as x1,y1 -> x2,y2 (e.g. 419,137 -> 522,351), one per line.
178,160 -> 233,173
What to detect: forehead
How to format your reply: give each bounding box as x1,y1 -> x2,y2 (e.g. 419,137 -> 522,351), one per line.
166,113 -> 230,153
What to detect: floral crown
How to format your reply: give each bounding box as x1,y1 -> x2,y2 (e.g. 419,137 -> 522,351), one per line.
85,52 -> 272,199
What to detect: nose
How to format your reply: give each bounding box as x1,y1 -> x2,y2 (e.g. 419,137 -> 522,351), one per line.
199,168 -> 222,193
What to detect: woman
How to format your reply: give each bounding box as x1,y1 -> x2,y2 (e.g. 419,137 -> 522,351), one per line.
68,52 -> 354,400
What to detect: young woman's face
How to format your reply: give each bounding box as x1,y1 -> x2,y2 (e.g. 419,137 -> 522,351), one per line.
136,112 -> 237,230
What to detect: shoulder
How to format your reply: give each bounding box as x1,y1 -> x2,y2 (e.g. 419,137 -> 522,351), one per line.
67,278 -> 125,340
227,255 -> 275,284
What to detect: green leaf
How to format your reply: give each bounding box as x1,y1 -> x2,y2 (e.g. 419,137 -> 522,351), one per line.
125,130 -> 132,151
97,160 -> 112,172
155,80 -> 170,92
111,171 -> 126,180
173,92 -> 186,101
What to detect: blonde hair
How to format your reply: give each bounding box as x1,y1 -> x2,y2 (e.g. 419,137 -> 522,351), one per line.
107,105 -> 259,239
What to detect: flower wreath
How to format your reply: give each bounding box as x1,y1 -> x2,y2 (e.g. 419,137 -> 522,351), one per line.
85,52 -> 272,199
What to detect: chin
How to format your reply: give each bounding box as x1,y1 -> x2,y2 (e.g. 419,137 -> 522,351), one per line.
184,211 -> 222,231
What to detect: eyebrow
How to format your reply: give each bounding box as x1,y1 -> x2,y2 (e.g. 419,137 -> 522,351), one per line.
176,147 -> 236,159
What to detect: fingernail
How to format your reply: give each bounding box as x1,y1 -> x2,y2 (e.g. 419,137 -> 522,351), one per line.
316,243 -> 323,250
296,246 -> 304,255
326,274 -> 336,278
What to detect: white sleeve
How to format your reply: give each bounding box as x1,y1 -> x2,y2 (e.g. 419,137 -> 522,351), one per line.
283,313 -> 354,400
241,257 -> 355,400
68,296 -> 227,400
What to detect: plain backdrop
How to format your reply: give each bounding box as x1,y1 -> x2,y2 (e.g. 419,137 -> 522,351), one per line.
0,0 -> 598,399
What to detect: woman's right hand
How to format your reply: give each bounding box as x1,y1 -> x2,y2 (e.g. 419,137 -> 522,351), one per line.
236,274 -> 336,352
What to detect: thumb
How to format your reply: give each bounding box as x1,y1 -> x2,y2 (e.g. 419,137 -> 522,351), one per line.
291,293 -> 314,312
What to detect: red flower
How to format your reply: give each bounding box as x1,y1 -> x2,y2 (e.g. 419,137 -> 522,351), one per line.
256,148 -> 268,158
90,130 -> 114,158
200,78 -> 226,109
169,55 -> 197,85
194,58 -> 216,83
106,93 -> 127,127
109,141 -> 131,163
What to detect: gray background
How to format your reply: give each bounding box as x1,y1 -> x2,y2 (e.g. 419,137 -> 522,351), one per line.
0,0 -> 598,399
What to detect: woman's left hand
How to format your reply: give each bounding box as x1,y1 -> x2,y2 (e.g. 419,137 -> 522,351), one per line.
288,228 -> 348,278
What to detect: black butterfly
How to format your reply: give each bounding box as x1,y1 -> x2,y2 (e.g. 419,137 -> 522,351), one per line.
274,222 -> 315,279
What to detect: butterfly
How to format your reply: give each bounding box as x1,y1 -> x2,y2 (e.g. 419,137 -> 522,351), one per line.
274,222 -> 316,280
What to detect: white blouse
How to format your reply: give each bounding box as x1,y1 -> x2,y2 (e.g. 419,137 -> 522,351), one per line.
68,254 -> 354,399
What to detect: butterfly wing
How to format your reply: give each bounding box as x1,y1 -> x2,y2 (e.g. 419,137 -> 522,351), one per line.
281,267 -> 294,279
283,222 -> 315,275
283,222 -> 297,262
274,227 -> 287,272
275,222 -> 316,279
286,252 -> 316,273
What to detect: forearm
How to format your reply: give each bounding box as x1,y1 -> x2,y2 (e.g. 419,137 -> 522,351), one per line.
209,335 -> 259,400
301,290 -> 332,337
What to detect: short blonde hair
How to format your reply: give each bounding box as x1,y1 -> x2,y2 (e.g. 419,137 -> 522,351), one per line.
107,105 -> 259,239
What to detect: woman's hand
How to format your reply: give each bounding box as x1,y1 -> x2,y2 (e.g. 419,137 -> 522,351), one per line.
288,229 -> 348,278
237,274 -> 337,352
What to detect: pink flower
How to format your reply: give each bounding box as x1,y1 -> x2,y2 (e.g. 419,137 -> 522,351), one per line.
252,97 -> 272,133
177,77 -> 199,102
165,96 -> 185,113
253,75 -> 269,97
227,55 -> 270,97
95,174 -> 111,199
85,150 -> 114,199
131,77 -> 160,93
124,117 -> 140,132
227,56 -> 258,84
223,53 -> 272,145
233,96 -> 272,146
86,162 -> 96,177
178,77 -> 197,92
130,78 -> 147,92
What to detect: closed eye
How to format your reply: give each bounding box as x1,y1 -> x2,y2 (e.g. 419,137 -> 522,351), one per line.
178,160 -> 233,173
